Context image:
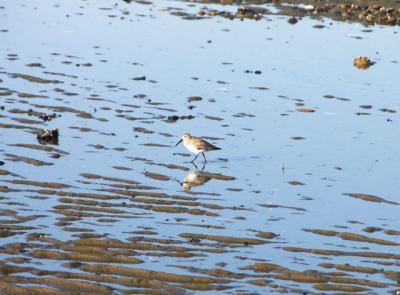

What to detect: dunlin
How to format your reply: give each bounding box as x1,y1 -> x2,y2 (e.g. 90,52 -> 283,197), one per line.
175,133 -> 220,163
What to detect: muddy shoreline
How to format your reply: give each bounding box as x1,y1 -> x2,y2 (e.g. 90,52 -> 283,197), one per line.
0,0 -> 399,294
182,0 -> 400,25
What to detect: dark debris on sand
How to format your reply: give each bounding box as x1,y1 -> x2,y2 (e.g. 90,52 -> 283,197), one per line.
167,115 -> 195,123
37,129 -> 59,145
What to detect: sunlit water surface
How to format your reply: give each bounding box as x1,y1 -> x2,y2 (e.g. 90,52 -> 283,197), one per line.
0,0 -> 399,294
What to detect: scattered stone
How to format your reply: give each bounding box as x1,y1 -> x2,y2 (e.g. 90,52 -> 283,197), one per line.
287,16 -> 298,24
39,113 -> 57,122
27,109 -> 58,121
187,96 -> 202,102
134,93 -> 146,99
208,10 -> 218,17
236,6 -> 262,20
353,56 -> 373,69
37,129 -> 59,145
167,115 -> 195,122
132,76 -> 146,81
188,237 -> 201,243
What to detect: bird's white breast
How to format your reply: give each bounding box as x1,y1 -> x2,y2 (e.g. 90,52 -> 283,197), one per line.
183,140 -> 201,154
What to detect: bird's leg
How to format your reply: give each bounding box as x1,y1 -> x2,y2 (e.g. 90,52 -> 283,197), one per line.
191,154 -> 198,163
191,161 -> 199,171
202,152 -> 207,163
201,161 -> 206,171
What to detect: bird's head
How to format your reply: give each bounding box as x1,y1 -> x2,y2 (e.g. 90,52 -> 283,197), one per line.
175,133 -> 191,147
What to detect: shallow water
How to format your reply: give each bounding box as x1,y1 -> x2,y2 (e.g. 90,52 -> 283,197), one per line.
0,0 -> 399,294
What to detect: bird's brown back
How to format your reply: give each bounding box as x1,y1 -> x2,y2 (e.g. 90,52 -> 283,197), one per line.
191,137 -> 220,151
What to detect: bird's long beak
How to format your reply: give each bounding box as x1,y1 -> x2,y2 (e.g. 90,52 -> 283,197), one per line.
175,139 -> 183,147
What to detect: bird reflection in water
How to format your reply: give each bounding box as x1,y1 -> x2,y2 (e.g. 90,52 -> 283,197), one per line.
182,171 -> 213,191
180,162 -> 235,192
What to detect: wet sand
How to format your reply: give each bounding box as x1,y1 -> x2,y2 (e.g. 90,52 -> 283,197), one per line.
0,0 -> 399,294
